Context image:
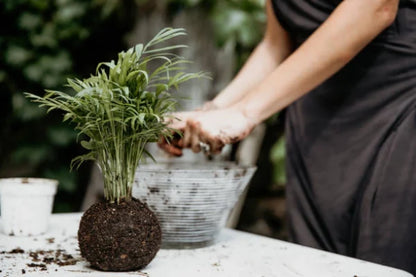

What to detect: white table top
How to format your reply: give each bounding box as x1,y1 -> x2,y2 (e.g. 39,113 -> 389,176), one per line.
0,213 -> 413,277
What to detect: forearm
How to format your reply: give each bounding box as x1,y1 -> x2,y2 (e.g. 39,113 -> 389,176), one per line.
235,0 -> 399,123
212,0 -> 292,109
212,39 -> 291,109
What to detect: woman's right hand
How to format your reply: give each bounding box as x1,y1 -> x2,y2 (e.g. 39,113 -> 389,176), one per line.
182,106 -> 257,154
158,101 -> 219,156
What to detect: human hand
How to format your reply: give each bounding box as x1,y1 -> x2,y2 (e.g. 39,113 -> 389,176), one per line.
182,107 -> 257,154
158,101 -> 221,156
158,111 -> 198,156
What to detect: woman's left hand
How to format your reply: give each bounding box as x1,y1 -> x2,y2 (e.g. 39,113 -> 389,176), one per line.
158,111 -> 198,156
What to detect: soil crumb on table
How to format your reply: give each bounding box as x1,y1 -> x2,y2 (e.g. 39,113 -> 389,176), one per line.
27,263 -> 47,270
8,248 -> 24,254
1,247 -> 81,274
28,249 -> 79,266
46,237 -> 55,244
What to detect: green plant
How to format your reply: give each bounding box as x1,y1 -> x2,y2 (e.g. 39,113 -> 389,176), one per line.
26,28 -> 205,203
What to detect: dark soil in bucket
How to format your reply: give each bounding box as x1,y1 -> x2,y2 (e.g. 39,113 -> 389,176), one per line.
78,198 -> 161,271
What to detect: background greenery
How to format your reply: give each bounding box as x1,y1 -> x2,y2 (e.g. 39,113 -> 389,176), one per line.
1,0 -> 285,213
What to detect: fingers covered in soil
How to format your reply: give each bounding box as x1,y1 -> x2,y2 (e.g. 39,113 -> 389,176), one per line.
157,136 -> 183,156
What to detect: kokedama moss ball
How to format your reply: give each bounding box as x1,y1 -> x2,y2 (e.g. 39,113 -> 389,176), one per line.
78,198 -> 161,271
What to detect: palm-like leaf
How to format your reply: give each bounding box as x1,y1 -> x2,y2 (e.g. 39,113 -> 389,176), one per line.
26,28 -> 207,203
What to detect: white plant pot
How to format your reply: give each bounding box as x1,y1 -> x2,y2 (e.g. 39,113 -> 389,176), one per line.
0,178 -> 58,236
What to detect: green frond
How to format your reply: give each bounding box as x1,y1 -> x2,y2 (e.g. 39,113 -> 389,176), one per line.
25,27 -> 208,203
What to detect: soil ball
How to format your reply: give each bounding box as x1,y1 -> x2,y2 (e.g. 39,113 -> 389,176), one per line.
78,198 -> 161,271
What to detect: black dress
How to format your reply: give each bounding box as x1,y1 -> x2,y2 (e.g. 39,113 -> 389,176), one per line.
271,0 -> 416,274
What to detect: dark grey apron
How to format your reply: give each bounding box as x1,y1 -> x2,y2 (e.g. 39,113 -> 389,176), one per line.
271,0 -> 416,274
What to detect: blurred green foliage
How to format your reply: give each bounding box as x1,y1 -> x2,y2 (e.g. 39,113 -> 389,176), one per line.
0,0 -> 285,212
0,0 -> 136,212
166,0 -> 266,68
270,136 -> 286,187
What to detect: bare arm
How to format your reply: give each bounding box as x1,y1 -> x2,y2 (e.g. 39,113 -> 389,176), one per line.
163,0 -> 400,155
211,0 -> 293,109
234,0 -> 399,124
159,1 -> 292,155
